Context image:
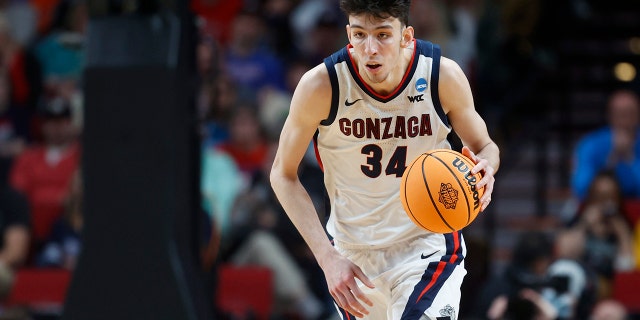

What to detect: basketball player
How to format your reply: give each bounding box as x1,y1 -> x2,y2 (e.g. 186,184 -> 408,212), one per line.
270,0 -> 500,319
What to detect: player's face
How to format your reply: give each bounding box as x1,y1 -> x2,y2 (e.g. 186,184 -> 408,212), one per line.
346,14 -> 412,85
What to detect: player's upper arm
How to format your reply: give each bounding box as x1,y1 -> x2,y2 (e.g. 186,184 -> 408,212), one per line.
272,64 -> 332,179
439,57 -> 492,153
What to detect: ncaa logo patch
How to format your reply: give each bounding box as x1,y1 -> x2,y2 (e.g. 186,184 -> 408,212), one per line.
415,78 -> 428,92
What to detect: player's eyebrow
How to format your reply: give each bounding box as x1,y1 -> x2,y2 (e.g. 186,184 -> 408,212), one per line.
349,24 -> 394,31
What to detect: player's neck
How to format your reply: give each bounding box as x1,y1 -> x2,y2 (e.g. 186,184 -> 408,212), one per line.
360,46 -> 413,96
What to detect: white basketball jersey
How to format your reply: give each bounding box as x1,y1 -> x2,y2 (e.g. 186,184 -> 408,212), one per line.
316,40 -> 452,247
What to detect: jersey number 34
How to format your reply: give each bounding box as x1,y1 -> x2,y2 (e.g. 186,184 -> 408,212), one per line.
361,145 -> 407,178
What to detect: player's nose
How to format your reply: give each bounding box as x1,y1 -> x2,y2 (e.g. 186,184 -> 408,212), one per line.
364,36 -> 378,55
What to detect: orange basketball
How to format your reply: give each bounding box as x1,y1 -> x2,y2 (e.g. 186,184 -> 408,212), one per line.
400,149 -> 485,233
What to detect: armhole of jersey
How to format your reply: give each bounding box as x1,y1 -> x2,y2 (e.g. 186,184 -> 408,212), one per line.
320,57 -> 339,126
313,130 -> 324,172
430,44 -> 450,128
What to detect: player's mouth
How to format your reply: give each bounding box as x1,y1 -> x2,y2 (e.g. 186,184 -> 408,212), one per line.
366,63 -> 382,72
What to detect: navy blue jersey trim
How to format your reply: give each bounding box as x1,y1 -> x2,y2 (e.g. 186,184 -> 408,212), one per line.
321,50 -> 343,126
430,44 -> 450,128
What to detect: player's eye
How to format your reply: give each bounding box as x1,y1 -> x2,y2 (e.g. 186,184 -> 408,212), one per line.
353,32 -> 365,38
378,33 -> 389,39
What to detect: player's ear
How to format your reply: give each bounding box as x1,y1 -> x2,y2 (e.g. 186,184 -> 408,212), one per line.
401,26 -> 414,47
346,24 -> 352,42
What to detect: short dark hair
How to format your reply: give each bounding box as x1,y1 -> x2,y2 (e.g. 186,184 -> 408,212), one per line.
339,0 -> 411,26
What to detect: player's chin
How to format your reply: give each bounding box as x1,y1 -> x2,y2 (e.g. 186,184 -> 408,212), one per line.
367,73 -> 386,84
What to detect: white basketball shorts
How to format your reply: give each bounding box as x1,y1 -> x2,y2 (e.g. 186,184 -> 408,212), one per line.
332,231 -> 467,320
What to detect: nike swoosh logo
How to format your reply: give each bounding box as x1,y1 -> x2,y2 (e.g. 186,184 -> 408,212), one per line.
345,98 -> 363,106
421,251 -> 437,259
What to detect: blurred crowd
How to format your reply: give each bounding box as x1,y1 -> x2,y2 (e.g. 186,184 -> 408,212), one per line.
0,0 -> 638,319
0,0 -> 84,302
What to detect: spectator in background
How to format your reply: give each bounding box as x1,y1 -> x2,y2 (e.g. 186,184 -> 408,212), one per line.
201,141 -> 325,319
0,184 -> 30,300
195,35 -> 233,149
446,0 -> 482,77
217,106 -> 268,185
410,0 -> 479,77
541,229 -> 597,319
201,147 -> 243,251
36,168 -> 82,270
410,0 -> 452,56
259,58 -> 314,142
223,10 -> 286,105
571,89 -> 640,201
260,0 -> 297,60
32,0 -> 86,83
474,231 -> 558,320
200,74 -> 234,148
290,0 -> 344,61
9,97 -> 80,249
217,141 -> 325,319
296,8 -> 345,65
571,171 -> 635,299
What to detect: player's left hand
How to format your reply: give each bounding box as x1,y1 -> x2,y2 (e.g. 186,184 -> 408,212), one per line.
462,146 -> 495,212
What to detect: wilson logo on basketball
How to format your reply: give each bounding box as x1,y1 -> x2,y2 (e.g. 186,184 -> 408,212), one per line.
438,183 -> 459,209
451,157 -> 480,210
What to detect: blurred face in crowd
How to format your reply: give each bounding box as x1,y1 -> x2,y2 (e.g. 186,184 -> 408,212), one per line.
214,76 -> 237,115
230,13 -> 264,53
229,107 -> 262,149
608,90 -> 639,132
42,117 -> 77,147
589,174 -> 621,208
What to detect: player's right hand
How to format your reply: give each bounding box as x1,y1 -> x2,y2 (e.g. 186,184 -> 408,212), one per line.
321,251 -> 375,318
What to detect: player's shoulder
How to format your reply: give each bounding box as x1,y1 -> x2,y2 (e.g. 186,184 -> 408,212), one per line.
289,63 -> 333,123
437,56 -> 471,99
296,63 -> 332,96
439,56 -> 466,82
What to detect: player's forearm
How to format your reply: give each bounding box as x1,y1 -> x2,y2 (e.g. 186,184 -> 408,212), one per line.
270,172 -> 337,268
476,141 -> 501,173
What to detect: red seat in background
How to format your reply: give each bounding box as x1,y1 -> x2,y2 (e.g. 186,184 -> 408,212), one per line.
623,199 -> 640,226
5,268 -> 72,312
216,264 -> 273,320
613,270 -> 640,313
